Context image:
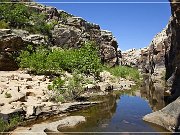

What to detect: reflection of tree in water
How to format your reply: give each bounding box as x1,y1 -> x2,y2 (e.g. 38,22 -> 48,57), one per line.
140,75 -> 166,111
60,93 -> 118,132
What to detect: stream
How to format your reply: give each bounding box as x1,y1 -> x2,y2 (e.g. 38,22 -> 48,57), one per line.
53,79 -> 171,135
13,78 -> 171,135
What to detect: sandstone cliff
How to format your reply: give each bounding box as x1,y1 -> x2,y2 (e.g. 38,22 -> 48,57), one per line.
0,2 -> 120,71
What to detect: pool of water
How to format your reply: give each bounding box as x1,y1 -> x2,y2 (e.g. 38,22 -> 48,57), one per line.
58,90 -> 170,135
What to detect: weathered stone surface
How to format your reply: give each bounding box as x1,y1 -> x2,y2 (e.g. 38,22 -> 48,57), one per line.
164,1 -> 180,102
140,1 -> 180,132
121,48 -> 142,67
12,116 -> 86,135
23,34 -> 46,45
143,97 -> 180,132
0,29 -> 46,70
0,2 -> 120,71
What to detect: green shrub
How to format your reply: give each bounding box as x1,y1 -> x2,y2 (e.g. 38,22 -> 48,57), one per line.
0,117 -> 8,132
105,66 -> 140,82
0,20 -> 9,29
5,92 -> 12,98
18,45 -> 51,74
0,1 -> 31,28
59,12 -> 72,22
27,13 -> 53,36
63,72 -> 85,101
49,72 -> 89,102
8,114 -> 22,128
18,41 -> 102,76
0,114 -> 22,132
0,1 -> 54,36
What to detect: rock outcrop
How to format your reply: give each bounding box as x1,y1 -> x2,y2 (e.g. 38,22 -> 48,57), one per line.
165,0 -> 180,101
12,116 -> 86,135
0,2 -> 120,71
0,71 -> 100,121
0,29 -> 46,71
143,97 -> 180,132
122,25 -> 168,83
143,1 -> 180,132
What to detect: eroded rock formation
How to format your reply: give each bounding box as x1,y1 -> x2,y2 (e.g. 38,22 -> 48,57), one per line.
0,2 -> 120,71
142,0 -> 180,132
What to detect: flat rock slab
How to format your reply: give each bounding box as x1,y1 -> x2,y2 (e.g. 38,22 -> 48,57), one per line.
143,97 -> 180,131
11,116 -> 85,135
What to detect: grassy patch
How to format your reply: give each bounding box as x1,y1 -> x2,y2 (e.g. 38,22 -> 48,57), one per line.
0,114 -> 22,132
104,66 -> 141,82
48,72 -> 90,102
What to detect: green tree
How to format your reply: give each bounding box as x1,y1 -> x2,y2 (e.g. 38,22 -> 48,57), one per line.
0,2 -> 31,28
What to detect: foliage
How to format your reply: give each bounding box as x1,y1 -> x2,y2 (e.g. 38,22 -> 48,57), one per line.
0,1 -> 31,28
8,114 -> 22,128
0,117 -> 8,132
17,45 -> 50,74
27,13 -> 54,36
18,41 -> 102,76
0,1 -> 54,36
59,12 -> 71,22
63,72 -> 86,101
105,66 -> 141,82
0,114 -> 22,132
5,92 -> 12,98
0,20 -> 9,29
48,71 -> 89,102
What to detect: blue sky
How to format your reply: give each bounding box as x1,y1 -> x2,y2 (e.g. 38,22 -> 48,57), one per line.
35,0 -> 171,51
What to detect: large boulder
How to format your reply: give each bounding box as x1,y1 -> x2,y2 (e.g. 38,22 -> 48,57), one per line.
143,97 -> 180,132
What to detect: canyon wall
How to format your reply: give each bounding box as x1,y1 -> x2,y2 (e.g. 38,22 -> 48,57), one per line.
0,2 -> 120,71
142,1 -> 180,132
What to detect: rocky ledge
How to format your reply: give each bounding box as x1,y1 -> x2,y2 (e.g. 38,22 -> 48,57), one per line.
11,116 -> 86,135
0,70 -> 135,126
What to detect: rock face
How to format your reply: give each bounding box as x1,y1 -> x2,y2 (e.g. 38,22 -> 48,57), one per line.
143,97 -> 180,132
121,48 -> 144,68
122,26 -> 168,82
143,1 -> 180,132
0,2 -> 120,70
165,0 -> 180,101
0,29 -> 46,71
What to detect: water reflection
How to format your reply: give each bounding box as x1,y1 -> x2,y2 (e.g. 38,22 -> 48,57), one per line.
58,90 -> 169,134
58,94 -> 118,132
140,75 -> 166,111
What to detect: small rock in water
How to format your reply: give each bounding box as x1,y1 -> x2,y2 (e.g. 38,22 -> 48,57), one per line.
122,120 -> 130,124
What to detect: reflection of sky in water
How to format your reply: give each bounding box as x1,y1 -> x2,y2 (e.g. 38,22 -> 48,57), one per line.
105,95 -> 153,132
60,93 -> 169,134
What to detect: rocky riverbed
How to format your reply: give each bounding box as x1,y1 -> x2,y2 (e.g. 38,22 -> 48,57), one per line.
0,70 -> 136,133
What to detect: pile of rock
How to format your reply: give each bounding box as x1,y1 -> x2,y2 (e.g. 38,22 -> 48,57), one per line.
0,70 -> 135,122
0,71 -> 100,121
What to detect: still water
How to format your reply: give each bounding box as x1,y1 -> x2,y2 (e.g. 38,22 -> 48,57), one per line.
58,82 -> 171,135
